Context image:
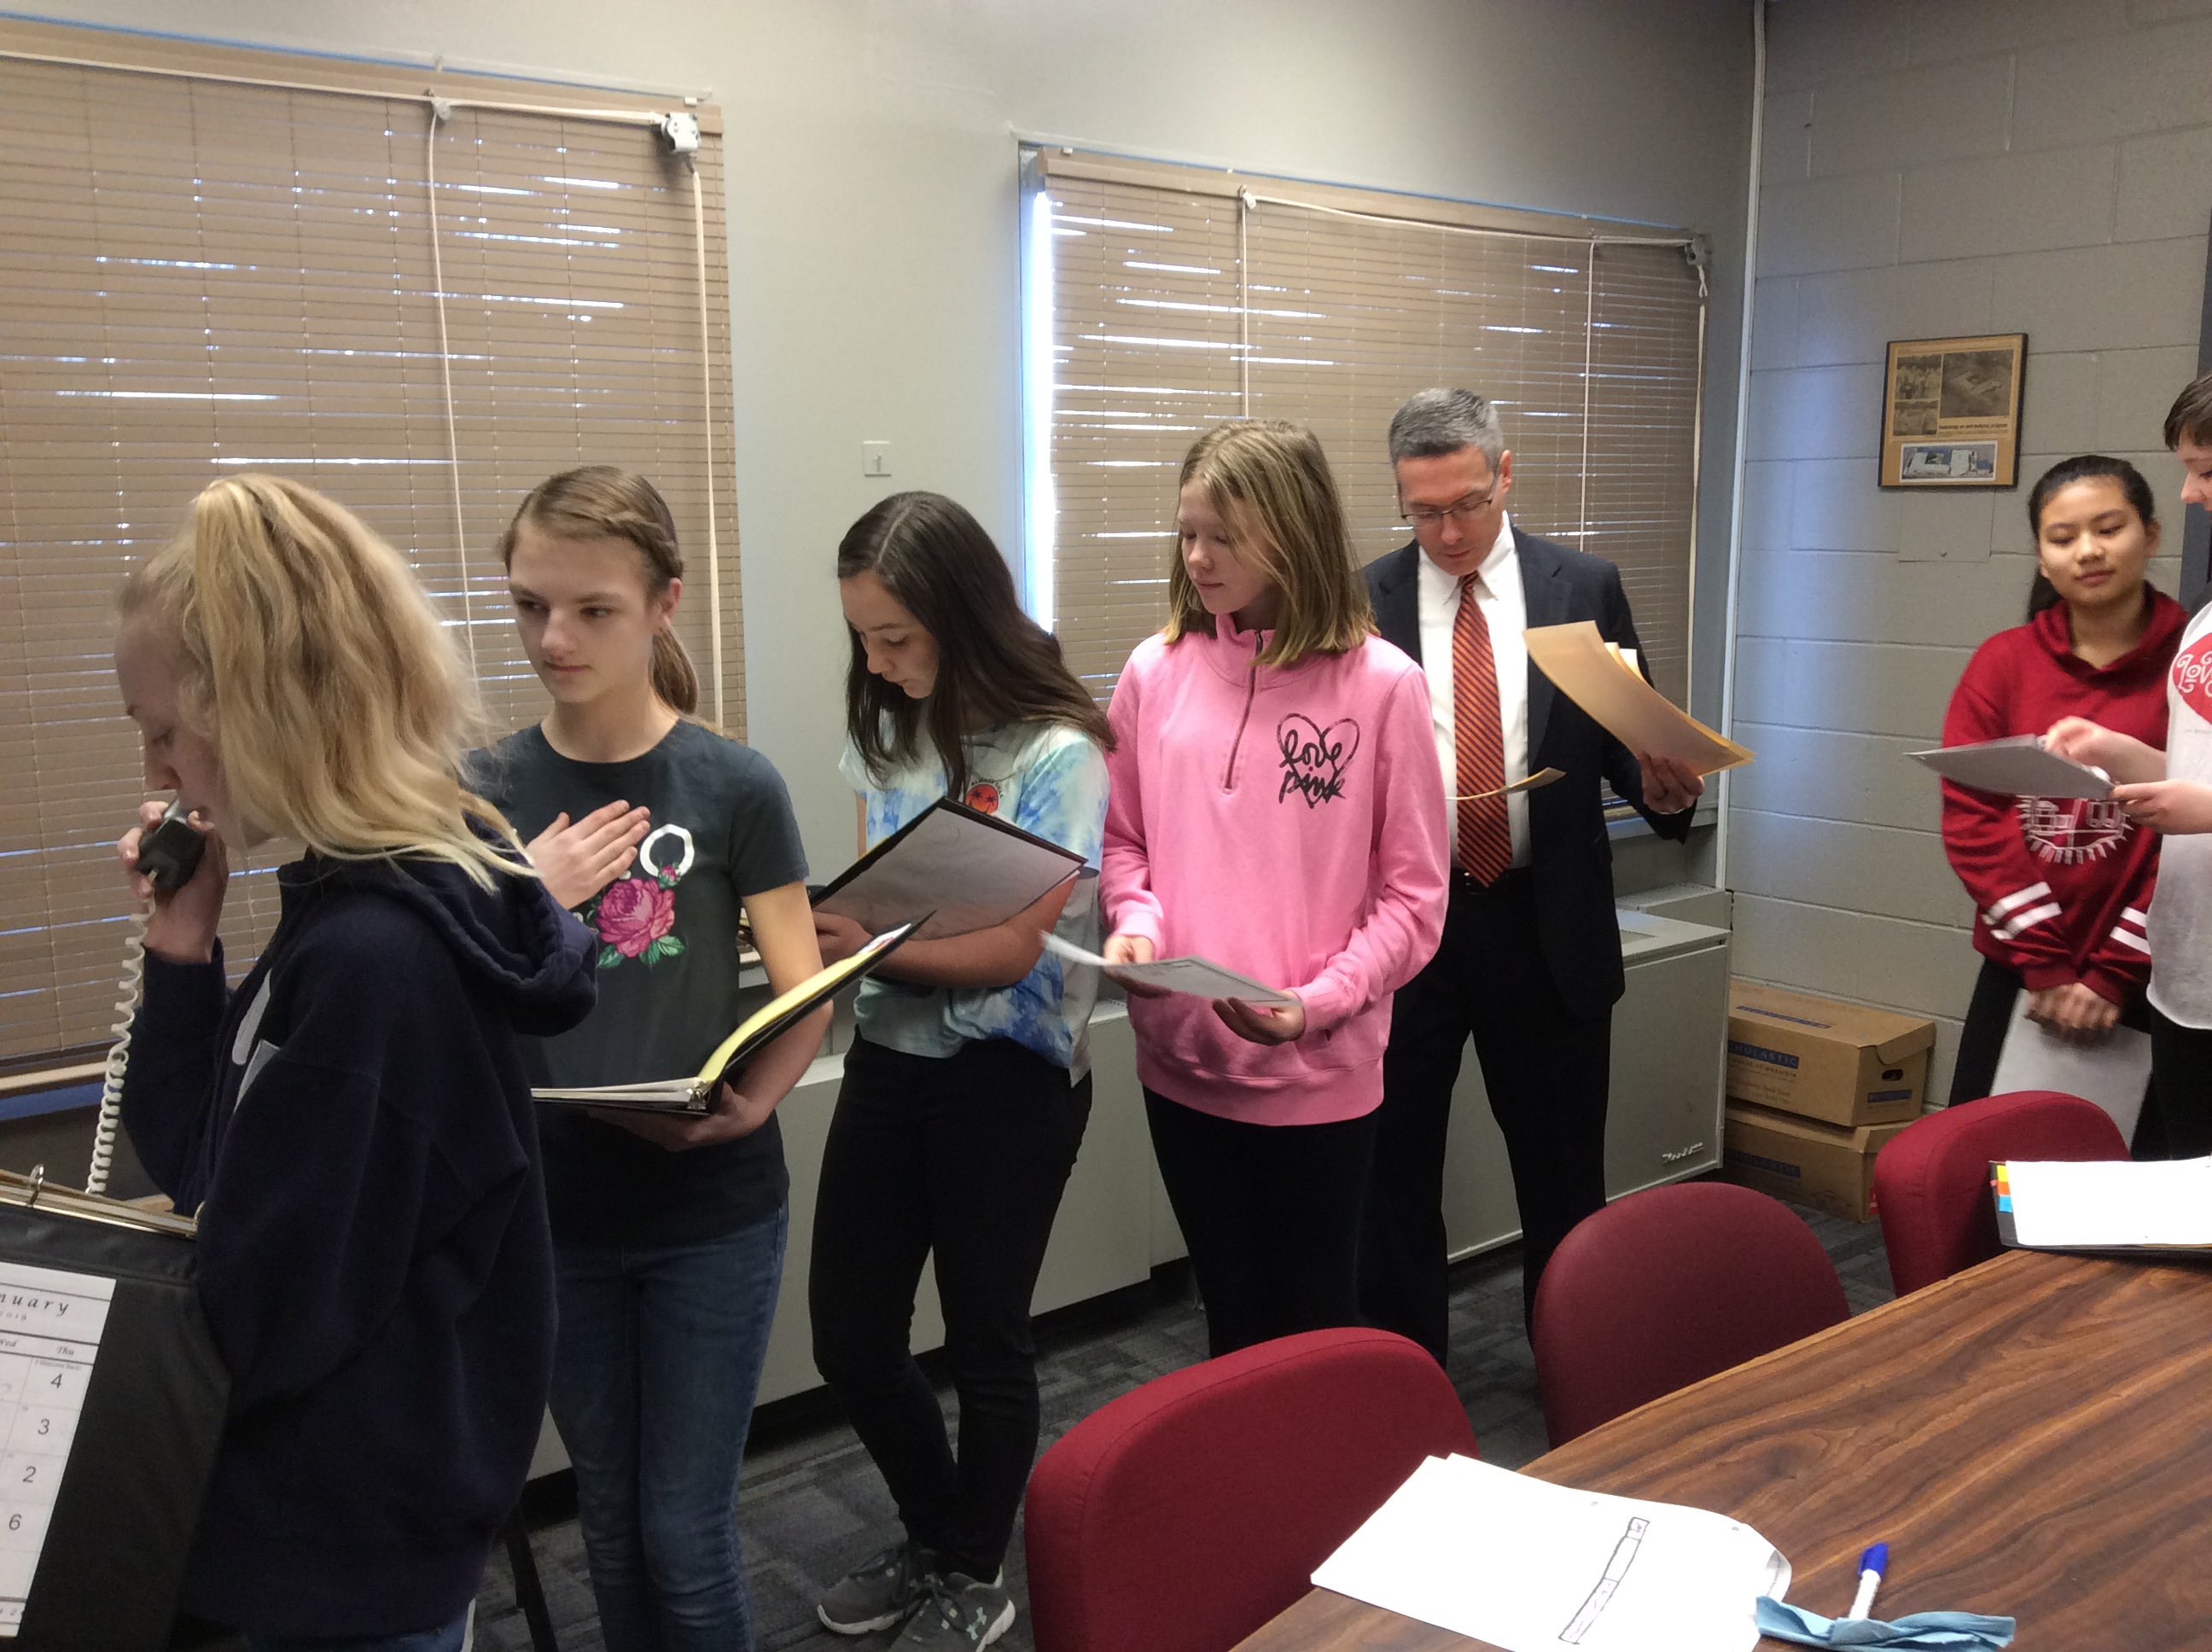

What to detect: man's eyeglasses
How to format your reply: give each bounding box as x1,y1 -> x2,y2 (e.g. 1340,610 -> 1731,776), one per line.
1402,488 -> 1498,531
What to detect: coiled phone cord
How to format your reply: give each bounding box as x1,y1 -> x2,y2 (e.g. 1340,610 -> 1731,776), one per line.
86,903 -> 150,1196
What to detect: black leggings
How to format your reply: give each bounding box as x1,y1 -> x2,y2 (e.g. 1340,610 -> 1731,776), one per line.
1144,1090 -> 1377,1360
2145,1013 -> 2212,1160
808,1035 -> 1090,1581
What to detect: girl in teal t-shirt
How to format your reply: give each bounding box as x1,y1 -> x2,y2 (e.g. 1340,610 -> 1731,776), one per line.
809,492 -> 1111,1650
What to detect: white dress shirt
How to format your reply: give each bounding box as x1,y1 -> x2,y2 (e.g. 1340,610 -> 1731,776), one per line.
1415,514 -> 1531,869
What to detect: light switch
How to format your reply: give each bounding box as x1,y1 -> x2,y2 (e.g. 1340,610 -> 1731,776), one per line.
862,441 -> 891,478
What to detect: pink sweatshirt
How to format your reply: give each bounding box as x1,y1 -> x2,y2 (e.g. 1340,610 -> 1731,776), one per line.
1101,614 -> 1448,1124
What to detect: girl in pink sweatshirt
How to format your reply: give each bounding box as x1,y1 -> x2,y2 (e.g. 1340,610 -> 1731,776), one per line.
1102,421 -> 1449,1357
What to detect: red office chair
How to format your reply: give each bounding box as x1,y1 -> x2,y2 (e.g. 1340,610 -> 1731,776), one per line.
1872,1090 -> 2128,1297
1022,1327 -> 1476,1652
1532,1182 -> 1848,1448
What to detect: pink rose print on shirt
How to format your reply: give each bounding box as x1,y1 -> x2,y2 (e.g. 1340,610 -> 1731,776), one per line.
582,823 -> 694,969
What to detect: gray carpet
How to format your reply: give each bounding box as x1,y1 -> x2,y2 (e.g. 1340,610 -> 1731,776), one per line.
474,1197 -> 1895,1652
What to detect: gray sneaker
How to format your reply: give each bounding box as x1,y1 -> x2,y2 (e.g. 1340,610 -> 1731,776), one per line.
818,1541 -> 935,1636
891,1572 -> 1016,1650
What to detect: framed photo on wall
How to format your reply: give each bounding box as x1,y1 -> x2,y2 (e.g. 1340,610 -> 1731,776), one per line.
1880,333 -> 2025,487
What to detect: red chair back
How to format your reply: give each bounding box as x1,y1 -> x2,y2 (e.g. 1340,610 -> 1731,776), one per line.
1872,1090 -> 2128,1296
1022,1327 -> 1475,1652
1531,1182 -> 1848,1447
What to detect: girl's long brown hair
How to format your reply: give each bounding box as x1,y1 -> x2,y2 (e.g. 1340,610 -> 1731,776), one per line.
839,492 -> 1112,800
498,466 -> 701,715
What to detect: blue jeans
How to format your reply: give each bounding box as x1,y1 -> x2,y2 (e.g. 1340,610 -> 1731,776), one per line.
244,1608 -> 469,1652
549,1206 -> 789,1652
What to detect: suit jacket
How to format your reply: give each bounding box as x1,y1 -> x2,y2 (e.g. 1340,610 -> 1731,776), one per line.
1364,531 -> 1695,1018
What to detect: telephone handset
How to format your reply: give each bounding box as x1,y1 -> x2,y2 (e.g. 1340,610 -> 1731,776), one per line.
136,799 -> 207,893
87,800 -> 209,1195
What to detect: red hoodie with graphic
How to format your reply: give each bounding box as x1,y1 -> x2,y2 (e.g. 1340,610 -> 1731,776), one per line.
1941,591 -> 2186,1004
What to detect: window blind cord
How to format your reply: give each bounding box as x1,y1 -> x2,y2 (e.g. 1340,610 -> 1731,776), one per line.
424,97 -> 480,678
85,905 -> 149,1195
1237,189 -> 1254,419
690,155 -> 726,726
1579,239 -> 1597,550
1715,0 -> 1767,892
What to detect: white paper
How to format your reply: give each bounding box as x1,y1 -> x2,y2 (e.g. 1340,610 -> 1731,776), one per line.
1311,1455 -> 1789,1652
1987,989 -> 2153,1142
1039,933 -> 1295,1005
2003,1156 -> 2212,1248
1908,736 -> 2113,800
0,1261 -> 116,1635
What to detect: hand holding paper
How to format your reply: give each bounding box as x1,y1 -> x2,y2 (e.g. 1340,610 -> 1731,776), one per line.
1523,622 -> 1752,777
1906,736 -> 2112,800
1638,752 -> 1707,815
812,798 -> 1083,941
1045,933 -> 1295,1006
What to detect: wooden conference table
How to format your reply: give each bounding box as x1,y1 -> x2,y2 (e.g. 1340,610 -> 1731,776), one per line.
1237,1248 -> 2212,1652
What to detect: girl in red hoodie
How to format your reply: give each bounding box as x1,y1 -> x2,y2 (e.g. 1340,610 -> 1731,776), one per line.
1941,455 -> 2180,1117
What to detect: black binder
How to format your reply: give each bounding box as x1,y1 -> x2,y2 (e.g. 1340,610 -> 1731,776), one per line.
0,1173 -> 227,1652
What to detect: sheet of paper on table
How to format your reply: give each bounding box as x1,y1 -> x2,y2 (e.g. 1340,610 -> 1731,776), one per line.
1906,736 -> 2114,800
1311,1454 -> 1789,1652
1039,934 -> 1295,1005
1997,1156 -> 2212,1250
1988,989 -> 2152,1143
1522,622 -> 1751,777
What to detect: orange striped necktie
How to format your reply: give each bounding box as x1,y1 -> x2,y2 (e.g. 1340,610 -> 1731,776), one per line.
1452,573 -> 1512,883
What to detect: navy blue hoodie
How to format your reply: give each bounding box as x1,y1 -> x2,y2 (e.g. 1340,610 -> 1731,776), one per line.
119,841 -> 596,1638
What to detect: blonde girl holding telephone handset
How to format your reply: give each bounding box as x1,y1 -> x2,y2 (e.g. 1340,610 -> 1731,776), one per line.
112,475 -> 598,1651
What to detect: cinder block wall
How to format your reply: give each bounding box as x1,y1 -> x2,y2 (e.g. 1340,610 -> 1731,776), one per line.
1732,0 -> 2212,1102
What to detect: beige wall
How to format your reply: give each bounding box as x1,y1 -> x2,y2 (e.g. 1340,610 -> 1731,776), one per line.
20,0 -> 1755,874
1733,0 -> 2212,1101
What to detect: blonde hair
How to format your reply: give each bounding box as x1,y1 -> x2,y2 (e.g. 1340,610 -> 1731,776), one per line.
117,475 -> 527,887
498,466 -> 699,716
1165,421 -> 1375,667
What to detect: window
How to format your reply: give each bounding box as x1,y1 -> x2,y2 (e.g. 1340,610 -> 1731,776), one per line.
0,16 -> 738,1071
1022,148 -> 1708,710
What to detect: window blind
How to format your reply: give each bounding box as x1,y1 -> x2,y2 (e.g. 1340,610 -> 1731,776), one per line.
1028,150 -> 1706,711
0,19 -> 738,1070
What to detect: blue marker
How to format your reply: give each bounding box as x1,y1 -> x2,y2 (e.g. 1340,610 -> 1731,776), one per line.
1848,1542 -> 1889,1620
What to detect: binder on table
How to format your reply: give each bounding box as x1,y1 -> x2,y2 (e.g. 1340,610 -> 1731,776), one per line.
0,1169 -> 227,1651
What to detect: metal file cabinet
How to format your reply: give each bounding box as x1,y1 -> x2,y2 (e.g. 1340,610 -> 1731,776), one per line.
1440,908 -> 1732,1260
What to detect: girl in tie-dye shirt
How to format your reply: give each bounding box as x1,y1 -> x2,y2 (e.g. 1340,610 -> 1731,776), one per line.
808,492 -> 1112,1651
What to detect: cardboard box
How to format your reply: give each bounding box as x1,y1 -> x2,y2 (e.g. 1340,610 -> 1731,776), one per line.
1722,1103 -> 1911,1223
1726,981 -> 1933,1128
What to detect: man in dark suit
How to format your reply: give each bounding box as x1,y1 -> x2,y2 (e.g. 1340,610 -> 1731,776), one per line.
1359,387 -> 1704,1364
